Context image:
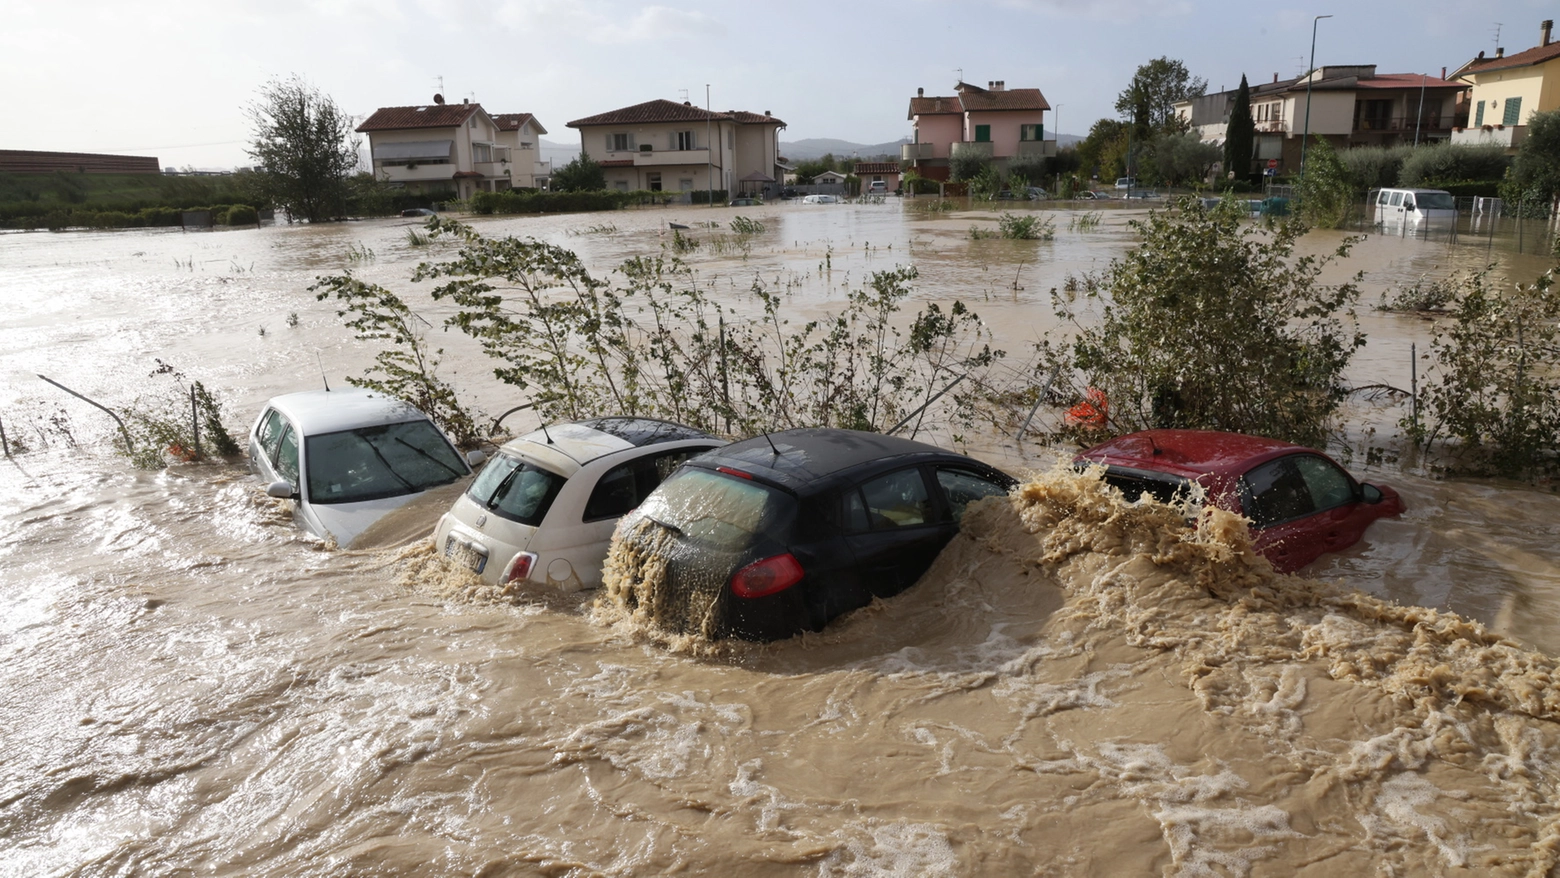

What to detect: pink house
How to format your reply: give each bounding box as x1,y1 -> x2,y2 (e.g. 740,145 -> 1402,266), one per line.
903,80 -> 1053,181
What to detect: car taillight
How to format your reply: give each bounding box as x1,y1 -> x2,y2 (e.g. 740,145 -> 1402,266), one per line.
729,553 -> 805,599
501,551 -> 538,585
716,466 -> 753,479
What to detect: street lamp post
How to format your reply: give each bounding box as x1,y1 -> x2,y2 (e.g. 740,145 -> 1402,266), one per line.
1414,74 -> 1428,146
1299,13 -> 1333,183
706,84 -> 713,208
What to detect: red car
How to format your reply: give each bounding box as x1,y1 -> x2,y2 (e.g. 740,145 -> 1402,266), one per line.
1075,430 -> 1405,572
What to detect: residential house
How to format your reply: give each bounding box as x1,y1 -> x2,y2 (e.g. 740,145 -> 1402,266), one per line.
566,99 -> 786,199
903,80 -> 1053,182
358,97 -> 519,200
854,161 -> 902,192
492,113 -> 552,189
1178,67 -> 1463,176
1451,19 -> 1560,151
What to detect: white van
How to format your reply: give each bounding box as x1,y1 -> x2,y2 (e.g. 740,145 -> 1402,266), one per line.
1375,188 -> 1457,226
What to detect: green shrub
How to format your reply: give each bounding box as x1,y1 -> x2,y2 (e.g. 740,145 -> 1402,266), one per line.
997,212 -> 1055,240
1399,142 -> 1509,187
689,189 -> 729,205
223,204 -> 259,225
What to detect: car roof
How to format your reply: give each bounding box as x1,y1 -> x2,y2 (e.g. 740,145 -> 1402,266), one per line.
264,388 -> 429,435
687,428 -> 993,491
498,418 -> 718,475
1076,429 -> 1313,479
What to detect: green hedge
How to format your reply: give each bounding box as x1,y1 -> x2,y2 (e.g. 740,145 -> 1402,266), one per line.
1418,179 -> 1503,199
467,189 -> 682,215
6,202 -> 264,231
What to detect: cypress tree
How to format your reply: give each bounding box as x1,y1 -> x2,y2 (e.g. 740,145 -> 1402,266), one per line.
1224,75 -> 1255,184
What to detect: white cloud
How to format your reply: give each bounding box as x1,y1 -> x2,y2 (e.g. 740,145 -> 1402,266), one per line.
494,1 -> 722,43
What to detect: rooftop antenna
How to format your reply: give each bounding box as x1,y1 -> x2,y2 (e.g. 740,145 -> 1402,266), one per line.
435,75 -> 444,94
677,88 -> 689,102
954,67 -> 963,85
316,352 -> 330,391
1492,22 -> 1504,51
540,422 -> 554,445
762,432 -> 781,457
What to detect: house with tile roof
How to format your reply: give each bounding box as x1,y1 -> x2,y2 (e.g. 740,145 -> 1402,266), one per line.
357,97 -> 550,198
1451,19 -> 1560,151
566,99 -> 785,199
1177,67 -> 1465,177
903,80 -> 1052,182
854,161 -> 901,193
493,113 -> 551,189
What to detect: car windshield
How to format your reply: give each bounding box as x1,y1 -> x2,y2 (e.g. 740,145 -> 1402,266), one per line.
1100,466 -> 1196,506
305,420 -> 466,504
1416,192 -> 1454,210
467,452 -> 567,526
639,468 -> 792,552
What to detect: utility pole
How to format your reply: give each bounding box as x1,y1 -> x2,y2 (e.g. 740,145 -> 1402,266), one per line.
1300,14 -> 1333,183
1414,74 -> 1428,146
706,84 -> 713,208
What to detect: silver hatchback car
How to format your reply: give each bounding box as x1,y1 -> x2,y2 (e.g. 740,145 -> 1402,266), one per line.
434,418 -> 725,590
248,388 -> 474,546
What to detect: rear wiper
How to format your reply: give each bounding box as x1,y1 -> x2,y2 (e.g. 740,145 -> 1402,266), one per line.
645,515 -> 683,536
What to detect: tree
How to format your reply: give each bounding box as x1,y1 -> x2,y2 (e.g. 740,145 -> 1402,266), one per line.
1224,75 -> 1255,183
1501,110 -> 1560,215
1115,57 -> 1207,138
1048,203 -> 1363,448
1295,138 -> 1356,228
1076,118 -> 1129,181
1141,132 -> 1221,187
551,151 -> 606,191
245,76 -> 359,223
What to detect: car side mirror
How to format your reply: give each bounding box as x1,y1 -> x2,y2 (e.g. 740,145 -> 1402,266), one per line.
1360,483 -> 1383,504
466,450 -> 487,468
266,480 -> 298,500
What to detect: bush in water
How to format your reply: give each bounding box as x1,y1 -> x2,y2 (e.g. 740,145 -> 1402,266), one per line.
310,271 -> 485,448
1410,264 -> 1560,480
360,217 -> 1007,438
1042,199 -> 1363,449
121,361 -> 242,468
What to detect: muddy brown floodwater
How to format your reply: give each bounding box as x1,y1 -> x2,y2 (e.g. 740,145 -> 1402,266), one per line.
4,201 -> 1560,876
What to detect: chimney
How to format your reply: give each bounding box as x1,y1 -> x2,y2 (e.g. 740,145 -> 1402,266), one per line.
1273,72 -> 1278,83
918,87 -> 924,97
462,97 -> 469,104
1442,66 -> 1447,79
987,81 -> 994,89
1545,20 -> 1554,46
1496,47 -> 1505,58
997,80 -> 1005,90
764,110 -> 771,116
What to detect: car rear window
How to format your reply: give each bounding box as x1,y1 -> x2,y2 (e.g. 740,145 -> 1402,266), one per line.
638,468 -> 793,552
305,420 -> 466,505
1101,466 -> 1193,505
468,452 -> 567,526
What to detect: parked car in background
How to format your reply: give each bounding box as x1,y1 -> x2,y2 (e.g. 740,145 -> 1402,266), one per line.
435,418 -> 724,590
249,388 -> 476,547
867,180 -> 888,194
1114,177 -> 1137,190
1078,190 -> 1114,200
802,194 -> 840,204
1075,429 -> 1405,572
1025,187 -> 1048,200
400,208 -> 436,217
610,428 -> 1018,641
1374,188 -> 1456,227
728,196 -> 761,207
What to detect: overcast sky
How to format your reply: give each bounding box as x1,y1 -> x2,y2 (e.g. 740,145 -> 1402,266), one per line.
6,0 -> 1552,169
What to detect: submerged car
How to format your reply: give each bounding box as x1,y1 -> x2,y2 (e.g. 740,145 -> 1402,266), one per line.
1078,190 -> 1114,200
249,388 -> 474,546
434,418 -> 724,590
610,428 -> 1018,641
801,194 -> 840,204
1075,429 -> 1405,572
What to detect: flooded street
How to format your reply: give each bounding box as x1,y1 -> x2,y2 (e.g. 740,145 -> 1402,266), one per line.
5,201 -> 1560,875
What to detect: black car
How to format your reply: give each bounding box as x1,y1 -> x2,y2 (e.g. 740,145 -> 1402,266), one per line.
609,429 -> 1017,641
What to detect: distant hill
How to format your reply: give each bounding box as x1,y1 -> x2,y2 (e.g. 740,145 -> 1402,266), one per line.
540,138 -> 580,167
781,134 -> 1083,162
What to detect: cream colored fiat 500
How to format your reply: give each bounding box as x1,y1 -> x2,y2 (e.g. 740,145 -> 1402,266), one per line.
434,418 -> 724,591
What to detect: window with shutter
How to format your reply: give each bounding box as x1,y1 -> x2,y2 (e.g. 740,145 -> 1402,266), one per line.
1475,101 -> 1485,126
1503,96 -> 1522,126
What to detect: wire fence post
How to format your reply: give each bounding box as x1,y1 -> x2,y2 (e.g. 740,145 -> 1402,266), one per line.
190,385 -> 202,459
1410,342 -> 1418,440
0,415 -> 9,458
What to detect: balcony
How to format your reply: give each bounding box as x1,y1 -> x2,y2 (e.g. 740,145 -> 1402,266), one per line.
1015,140 -> 1056,159
901,142 -> 935,161
633,148 -> 711,166
1353,115 -> 1450,135
532,161 -> 552,178
473,161 -> 506,178
950,141 -> 994,160
1452,125 -> 1527,149
378,163 -> 456,182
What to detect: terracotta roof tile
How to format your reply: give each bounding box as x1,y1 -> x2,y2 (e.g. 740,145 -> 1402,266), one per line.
727,110 -> 786,125
907,83 -> 1050,119
569,99 -> 726,127
1461,41 -> 1560,76
1354,73 -> 1463,89
854,162 -> 900,174
908,95 -> 962,118
358,103 -> 482,132
493,113 -> 548,135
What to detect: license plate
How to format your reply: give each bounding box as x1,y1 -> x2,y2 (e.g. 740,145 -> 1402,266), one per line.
443,535 -> 488,574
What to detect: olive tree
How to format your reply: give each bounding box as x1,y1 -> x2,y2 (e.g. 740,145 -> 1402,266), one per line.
245,76 -> 359,223
1047,202 -> 1363,447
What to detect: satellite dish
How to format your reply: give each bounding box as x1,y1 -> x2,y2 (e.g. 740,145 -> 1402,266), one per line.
433,93 -> 445,105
